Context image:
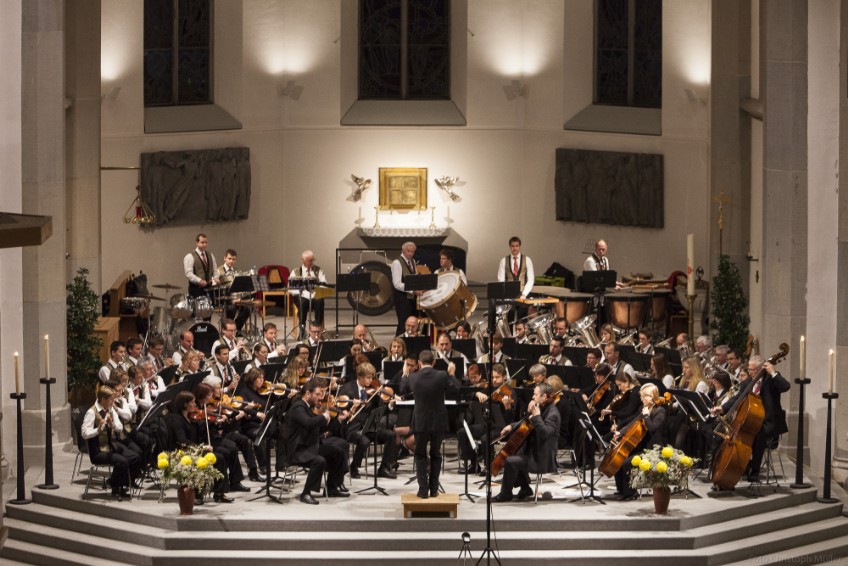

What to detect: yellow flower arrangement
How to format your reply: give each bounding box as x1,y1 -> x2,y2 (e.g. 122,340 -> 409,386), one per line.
630,445 -> 698,490
158,445 -> 223,492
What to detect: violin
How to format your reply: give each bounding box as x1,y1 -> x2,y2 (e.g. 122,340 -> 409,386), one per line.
490,382 -> 513,403
189,406 -> 225,423
257,381 -> 288,396
586,375 -> 612,415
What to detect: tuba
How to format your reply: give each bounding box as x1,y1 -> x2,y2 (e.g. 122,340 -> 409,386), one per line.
569,315 -> 601,348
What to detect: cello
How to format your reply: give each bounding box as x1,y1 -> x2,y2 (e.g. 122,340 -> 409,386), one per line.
710,344 -> 789,490
490,391 -> 561,476
598,392 -> 671,477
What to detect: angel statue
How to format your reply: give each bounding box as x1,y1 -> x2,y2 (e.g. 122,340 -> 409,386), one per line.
435,176 -> 461,202
350,174 -> 372,202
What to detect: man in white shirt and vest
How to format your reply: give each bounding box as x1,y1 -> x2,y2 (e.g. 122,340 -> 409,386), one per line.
497,236 -> 535,320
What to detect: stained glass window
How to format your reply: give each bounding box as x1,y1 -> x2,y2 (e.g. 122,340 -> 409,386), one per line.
144,0 -> 211,107
595,0 -> 661,108
359,0 -> 450,100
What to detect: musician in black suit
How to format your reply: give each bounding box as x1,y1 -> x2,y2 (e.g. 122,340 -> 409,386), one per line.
491,381 -> 560,502
165,391 -> 235,503
285,378 -> 350,504
714,355 -> 789,482
400,349 -> 460,499
339,363 -> 399,479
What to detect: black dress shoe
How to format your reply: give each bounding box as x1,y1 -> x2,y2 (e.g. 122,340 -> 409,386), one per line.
377,466 -> 397,479
517,487 -> 534,500
111,486 -> 130,499
300,493 -> 319,505
213,492 -> 235,503
338,484 -> 349,493
248,470 -> 265,483
416,490 -> 429,499
328,489 -> 351,498
459,464 -> 478,474
430,487 -> 439,498
619,492 -> 638,501
350,468 -> 361,479
491,492 -> 513,503
231,483 -> 251,492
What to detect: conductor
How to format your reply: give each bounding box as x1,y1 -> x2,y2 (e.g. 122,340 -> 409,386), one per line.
401,349 -> 459,499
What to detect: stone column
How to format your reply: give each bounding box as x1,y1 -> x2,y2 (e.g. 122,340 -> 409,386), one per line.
760,0 -> 808,461
21,0 -> 70,458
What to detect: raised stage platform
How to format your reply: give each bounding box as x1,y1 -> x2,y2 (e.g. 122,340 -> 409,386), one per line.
3,446 -> 848,565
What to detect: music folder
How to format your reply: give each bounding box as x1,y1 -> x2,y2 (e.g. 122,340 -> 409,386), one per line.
580,270 -> 617,293
402,273 -> 437,292
668,388 -> 712,423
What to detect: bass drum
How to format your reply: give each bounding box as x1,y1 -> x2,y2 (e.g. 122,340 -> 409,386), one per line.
418,271 -> 478,330
345,261 -> 395,317
172,320 -> 220,357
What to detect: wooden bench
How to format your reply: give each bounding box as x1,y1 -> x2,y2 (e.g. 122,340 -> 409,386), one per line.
400,492 -> 460,519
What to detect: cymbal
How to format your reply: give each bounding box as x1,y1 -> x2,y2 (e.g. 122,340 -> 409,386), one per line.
135,293 -> 165,301
152,283 -> 181,290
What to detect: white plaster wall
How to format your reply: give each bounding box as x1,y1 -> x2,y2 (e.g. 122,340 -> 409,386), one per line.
806,0 -> 840,471
100,1 -> 712,304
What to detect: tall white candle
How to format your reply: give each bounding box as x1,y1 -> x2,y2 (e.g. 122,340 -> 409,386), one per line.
14,352 -> 20,394
687,234 -> 695,295
828,349 -> 835,393
44,334 -> 50,378
799,336 -> 805,379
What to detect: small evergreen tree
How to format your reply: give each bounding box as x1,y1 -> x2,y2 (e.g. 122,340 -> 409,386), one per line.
710,255 -> 750,353
66,267 -> 102,390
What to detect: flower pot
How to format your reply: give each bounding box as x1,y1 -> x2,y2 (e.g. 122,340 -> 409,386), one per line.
177,485 -> 196,515
652,486 -> 671,514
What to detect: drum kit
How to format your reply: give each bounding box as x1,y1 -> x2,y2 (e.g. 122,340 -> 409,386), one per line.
146,278 -> 267,355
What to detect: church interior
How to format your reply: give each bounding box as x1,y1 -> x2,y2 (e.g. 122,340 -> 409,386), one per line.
1,0 -> 848,563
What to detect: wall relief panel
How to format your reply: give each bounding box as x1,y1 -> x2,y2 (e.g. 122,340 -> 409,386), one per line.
554,148 -> 663,228
140,147 -> 251,227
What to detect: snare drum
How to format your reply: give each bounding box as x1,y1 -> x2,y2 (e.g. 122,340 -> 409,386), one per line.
170,294 -> 194,319
604,292 -> 649,330
417,271 -> 478,329
194,296 -> 213,319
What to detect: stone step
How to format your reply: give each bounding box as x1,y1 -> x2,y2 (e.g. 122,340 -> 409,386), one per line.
5,499 -> 842,559
705,515 -> 848,565
721,534 -> 848,566
0,538 -> 129,566
25,487 -> 820,534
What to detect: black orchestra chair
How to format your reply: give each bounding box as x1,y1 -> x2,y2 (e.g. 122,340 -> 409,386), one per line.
72,408 -> 131,498
760,434 -> 786,488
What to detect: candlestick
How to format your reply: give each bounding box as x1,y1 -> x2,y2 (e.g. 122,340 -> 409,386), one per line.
44,334 -> 49,378
373,206 -> 380,229
828,349 -> 834,393
686,234 -> 695,296
14,351 -> 20,394
799,335 -> 805,379
429,206 -> 436,229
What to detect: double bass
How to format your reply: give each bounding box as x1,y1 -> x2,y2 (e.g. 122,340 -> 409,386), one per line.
710,344 -> 789,490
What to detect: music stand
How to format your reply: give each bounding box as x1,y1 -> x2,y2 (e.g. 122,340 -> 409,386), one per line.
560,366 -> 595,391
434,358 -> 465,381
401,336 -> 430,357
355,404 -> 390,496
157,365 -> 180,386
580,271 -> 617,293
249,400 -> 285,503
233,359 -> 251,375
452,339 -> 477,361
567,408 -> 607,505
229,275 -> 255,295
337,272 -> 372,329
382,361 -> 404,387
459,419 -> 480,502
402,273 -> 438,292
667,388 -> 709,497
